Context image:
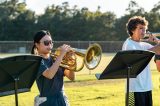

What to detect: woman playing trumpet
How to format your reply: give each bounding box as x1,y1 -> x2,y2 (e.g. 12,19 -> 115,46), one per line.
31,30 -> 75,106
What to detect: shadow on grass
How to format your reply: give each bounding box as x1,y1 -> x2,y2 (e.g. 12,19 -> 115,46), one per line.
71,94 -> 117,102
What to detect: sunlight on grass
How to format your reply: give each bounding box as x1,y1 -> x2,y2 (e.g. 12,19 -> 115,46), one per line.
1,72 -> 159,106
0,53 -> 160,106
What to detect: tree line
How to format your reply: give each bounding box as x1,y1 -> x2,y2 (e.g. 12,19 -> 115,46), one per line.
0,0 -> 160,41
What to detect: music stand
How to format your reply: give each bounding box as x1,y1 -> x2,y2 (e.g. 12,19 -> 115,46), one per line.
95,50 -> 154,106
0,55 -> 42,106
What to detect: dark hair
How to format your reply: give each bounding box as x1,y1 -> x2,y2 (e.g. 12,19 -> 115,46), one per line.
31,30 -> 51,54
126,16 -> 148,36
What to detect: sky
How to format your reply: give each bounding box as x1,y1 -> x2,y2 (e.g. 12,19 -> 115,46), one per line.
24,0 -> 160,18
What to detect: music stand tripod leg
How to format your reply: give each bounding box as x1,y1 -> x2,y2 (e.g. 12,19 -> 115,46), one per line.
14,77 -> 19,106
126,66 -> 131,106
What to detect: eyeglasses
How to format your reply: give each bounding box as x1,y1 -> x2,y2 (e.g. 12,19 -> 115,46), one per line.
39,40 -> 53,46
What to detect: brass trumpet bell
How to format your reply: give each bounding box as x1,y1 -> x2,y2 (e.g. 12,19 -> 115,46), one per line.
84,43 -> 102,69
51,43 -> 102,72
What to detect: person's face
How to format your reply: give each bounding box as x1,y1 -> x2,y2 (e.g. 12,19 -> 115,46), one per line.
132,24 -> 147,40
36,35 -> 53,55
132,24 -> 147,39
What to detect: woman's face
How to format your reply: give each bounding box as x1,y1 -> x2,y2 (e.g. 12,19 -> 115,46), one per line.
36,35 -> 53,55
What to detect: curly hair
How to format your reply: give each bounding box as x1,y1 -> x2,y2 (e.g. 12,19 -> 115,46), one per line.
126,16 -> 148,36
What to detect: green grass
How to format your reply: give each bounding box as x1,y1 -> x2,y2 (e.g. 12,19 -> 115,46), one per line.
0,53 -> 160,106
65,75 -> 125,106
0,72 -> 159,106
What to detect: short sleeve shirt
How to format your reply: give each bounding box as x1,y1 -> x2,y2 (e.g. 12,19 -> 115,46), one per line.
122,38 -> 153,92
36,56 -> 65,96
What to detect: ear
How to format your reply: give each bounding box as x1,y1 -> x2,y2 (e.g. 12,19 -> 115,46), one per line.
35,43 -> 40,49
131,30 -> 135,34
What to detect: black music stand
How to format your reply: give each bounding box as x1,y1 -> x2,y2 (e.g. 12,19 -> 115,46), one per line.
95,50 -> 154,106
0,55 -> 42,106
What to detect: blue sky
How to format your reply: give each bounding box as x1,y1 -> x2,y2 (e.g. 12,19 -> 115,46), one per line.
25,0 -> 159,18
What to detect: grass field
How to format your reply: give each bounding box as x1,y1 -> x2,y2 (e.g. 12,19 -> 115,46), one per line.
0,53 -> 160,106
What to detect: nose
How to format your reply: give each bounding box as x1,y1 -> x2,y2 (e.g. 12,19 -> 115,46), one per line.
49,44 -> 53,49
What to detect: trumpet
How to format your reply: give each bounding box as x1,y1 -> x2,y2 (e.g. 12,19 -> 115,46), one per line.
51,43 -> 102,72
144,32 -> 160,38
141,32 -> 160,42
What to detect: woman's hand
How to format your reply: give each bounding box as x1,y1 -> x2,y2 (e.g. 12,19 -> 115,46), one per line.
59,44 -> 71,56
